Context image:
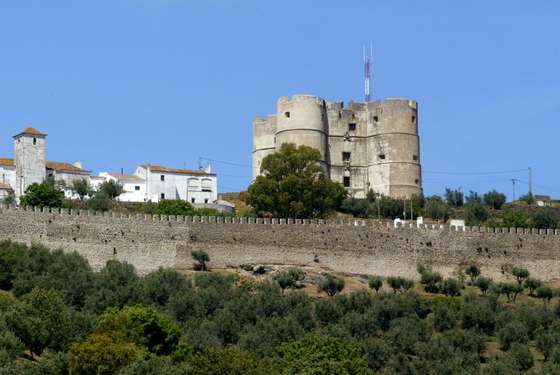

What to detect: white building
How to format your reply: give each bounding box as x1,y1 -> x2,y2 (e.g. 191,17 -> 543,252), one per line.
98,172 -> 146,202
134,165 -> 217,203
1,127 -> 221,205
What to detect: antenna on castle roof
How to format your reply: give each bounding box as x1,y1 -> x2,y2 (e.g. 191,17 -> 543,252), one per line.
363,43 -> 373,102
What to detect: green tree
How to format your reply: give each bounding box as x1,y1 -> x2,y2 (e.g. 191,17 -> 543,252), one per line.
498,321 -> 529,350
5,288 -> 71,357
475,277 -> 491,295
508,343 -> 534,371
99,180 -> 124,200
277,334 -> 373,375
498,282 -> 524,303
368,276 -> 383,293
1,188 -> 15,205
69,334 -> 141,375
186,346 -> 280,375
274,268 -> 305,294
87,190 -> 112,211
444,188 -> 464,208
247,143 -> 346,218
463,191 -> 489,226
423,195 -> 451,221
483,190 -> 506,210
532,208 -> 559,229
535,286 -> 554,304
502,208 -> 528,228
155,200 -> 195,216
512,267 -> 529,285
524,277 -> 542,296
191,250 -> 209,271
20,182 -> 64,208
318,274 -> 345,297
71,178 -> 94,200
442,278 -> 461,297
95,305 -> 180,355
419,269 -> 442,293
465,264 -> 481,285
140,267 -> 191,307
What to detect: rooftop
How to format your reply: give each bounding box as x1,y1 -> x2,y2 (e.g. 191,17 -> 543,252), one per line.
139,165 -> 214,176
14,127 -> 46,138
107,173 -> 144,182
0,158 -> 14,167
46,162 -> 90,174
0,182 -> 11,190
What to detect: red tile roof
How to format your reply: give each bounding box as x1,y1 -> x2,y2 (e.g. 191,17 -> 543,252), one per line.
108,173 -> 144,182
14,127 -> 46,138
139,165 -> 213,175
46,162 -> 90,174
0,182 -> 11,190
0,158 -> 14,167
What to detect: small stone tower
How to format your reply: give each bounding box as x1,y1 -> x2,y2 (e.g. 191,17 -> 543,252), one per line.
14,127 -> 47,198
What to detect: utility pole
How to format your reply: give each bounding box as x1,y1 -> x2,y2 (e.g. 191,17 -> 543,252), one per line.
528,167 -> 533,197
363,43 -> 373,102
511,179 -> 516,202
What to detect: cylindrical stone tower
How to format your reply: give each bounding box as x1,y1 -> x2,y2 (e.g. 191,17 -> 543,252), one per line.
367,99 -> 421,198
252,115 -> 277,179
275,95 -> 328,165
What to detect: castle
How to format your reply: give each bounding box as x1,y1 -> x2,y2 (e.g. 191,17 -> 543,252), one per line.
253,95 -> 422,199
0,127 -> 218,204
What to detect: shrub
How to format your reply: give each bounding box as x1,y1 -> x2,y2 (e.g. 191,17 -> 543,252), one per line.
20,182 -> 64,208
536,286 -> 554,304
387,277 -> 402,294
498,321 -> 529,350
368,276 -> 383,293
475,277 -> 491,295
155,200 -> 195,216
87,191 -> 112,212
442,278 -> 461,297
524,277 -> 543,296
191,250 -> 209,271
274,268 -> 305,293
318,275 -> 345,297
508,343 -> 534,371
465,264 -> 480,285
420,270 -> 442,293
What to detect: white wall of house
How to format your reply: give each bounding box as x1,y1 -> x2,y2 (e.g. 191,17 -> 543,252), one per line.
98,173 -> 146,202
50,170 -> 91,199
134,166 -> 218,204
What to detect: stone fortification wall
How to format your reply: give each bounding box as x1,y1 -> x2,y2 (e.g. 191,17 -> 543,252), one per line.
1,206 -> 559,281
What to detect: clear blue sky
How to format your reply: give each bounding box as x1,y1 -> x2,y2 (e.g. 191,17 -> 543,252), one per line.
0,1 -> 558,198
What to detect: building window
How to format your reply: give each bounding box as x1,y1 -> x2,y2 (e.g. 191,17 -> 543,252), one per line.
373,116 -> 379,122
284,111 -> 290,118
348,123 -> 356,131
135,186 -> 140,191
160,193 -> 165,200
204,198 -> 209,204
413,155 -> 418,161
342,152 -> 351,162
343,176 -> 350,187
160,175 -> 165,181
378,154 -> 386,160
201,178 -> 212,192
33,138 -> 36,145
412,115 -> 416,123
191,198 -> 195,203
415,179 -> 419,185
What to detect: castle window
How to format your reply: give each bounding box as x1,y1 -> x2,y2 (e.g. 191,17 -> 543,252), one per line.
412,116 -> 416,123
413,155 -> 418,161
33,138 -> 36,145
284,111 -> 290,118
415,179 -> 419,184
348,123 -> 356,131
373,116 -> 379,122
160,193 -> 165,200
160,175 -> 165,181
204,198 -> 209,204
342,152 -> 351,162
343,176 -> 351,187
135,186 -> 140,191
191,198 -> 195,203
378,154 -> 386,160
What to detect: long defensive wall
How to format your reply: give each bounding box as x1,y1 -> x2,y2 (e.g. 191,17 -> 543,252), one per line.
0,206 -> 559,281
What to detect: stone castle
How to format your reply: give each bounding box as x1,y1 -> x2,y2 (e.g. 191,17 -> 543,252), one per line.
252,95 -> 422,199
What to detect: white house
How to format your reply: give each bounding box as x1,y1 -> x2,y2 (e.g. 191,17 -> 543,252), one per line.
98,172 -> 146,202
134,165 -> 217,204
46,161 -> 92,199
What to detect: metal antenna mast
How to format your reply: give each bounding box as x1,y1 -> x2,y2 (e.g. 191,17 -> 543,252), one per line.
363,43 -> 373,102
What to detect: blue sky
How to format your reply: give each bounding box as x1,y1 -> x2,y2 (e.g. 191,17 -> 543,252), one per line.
0,1 -> 558,198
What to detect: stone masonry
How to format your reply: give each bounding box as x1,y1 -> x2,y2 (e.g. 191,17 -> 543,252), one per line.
1,206 -> 559,281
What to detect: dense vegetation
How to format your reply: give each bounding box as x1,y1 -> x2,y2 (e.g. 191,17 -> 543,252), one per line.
247,143 -> 346,218
1,241 -> 560,374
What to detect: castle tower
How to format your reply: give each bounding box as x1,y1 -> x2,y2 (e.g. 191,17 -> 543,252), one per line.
14,127 -> 47,198
275,95 -> 329,166
367,99 -> 421,198
252,115 -> 277,179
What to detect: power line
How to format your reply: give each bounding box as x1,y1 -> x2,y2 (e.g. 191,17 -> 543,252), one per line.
199,157 -> 251,168
423,168 -> 527,176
